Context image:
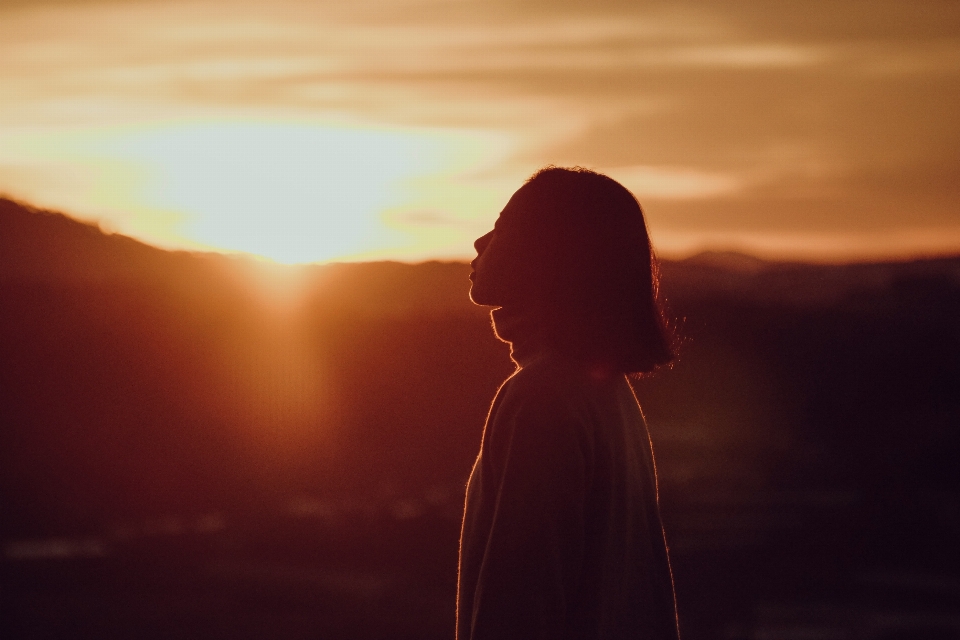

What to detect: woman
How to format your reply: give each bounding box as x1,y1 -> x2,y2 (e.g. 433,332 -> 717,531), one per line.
458,167 -> 680,640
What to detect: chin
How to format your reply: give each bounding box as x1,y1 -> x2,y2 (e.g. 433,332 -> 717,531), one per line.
469,283 -> 498,307
469,289 -> 489,306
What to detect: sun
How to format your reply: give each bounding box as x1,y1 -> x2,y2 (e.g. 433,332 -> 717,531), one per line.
0,118 -> 512,264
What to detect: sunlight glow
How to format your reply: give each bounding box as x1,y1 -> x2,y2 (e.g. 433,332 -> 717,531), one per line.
1,0 -> 958,262
0,120 -> 512,263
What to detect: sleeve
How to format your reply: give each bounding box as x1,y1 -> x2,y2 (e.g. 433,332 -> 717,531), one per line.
462,388 -> 589,640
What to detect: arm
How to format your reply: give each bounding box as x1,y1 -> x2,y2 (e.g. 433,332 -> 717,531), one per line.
460,393 -> 589,640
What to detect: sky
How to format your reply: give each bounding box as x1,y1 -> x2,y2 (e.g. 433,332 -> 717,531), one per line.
1,0 -> 958,263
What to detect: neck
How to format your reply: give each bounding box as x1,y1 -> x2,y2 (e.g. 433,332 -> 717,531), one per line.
490,306 -> 545,367
491,305 -> 620,376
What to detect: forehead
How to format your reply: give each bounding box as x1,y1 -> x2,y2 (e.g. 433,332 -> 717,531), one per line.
494,183 -> 535,230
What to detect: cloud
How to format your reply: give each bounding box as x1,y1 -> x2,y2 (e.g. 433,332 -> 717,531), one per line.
606,165 -> 742,200
0,0 -> 958,261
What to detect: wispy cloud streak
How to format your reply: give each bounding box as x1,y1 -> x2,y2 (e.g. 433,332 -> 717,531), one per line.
0,0 -> 958,261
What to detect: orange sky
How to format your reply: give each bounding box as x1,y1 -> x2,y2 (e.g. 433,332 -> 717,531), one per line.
1,0 -> 958,263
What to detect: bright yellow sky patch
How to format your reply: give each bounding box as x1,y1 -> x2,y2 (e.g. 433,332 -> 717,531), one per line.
0,119 -> 515,263
1,0 -> 958,263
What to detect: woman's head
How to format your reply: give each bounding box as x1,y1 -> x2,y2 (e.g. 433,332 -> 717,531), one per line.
470,166 -> 675,374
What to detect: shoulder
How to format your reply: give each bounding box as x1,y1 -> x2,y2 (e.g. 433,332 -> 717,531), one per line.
489,354 -> 605,436
499,355 -> 590,409
481,356 -> 596,475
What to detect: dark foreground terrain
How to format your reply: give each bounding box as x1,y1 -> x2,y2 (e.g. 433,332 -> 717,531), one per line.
2,199 -> 959,639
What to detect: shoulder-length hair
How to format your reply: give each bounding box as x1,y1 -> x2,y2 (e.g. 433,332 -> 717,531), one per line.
498,166 -> 676,374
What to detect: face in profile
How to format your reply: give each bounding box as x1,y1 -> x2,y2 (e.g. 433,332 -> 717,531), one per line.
468,229 -> 496,305
469,193 -> 524,308
466,166 -> 674,374
469,229 -> 506,307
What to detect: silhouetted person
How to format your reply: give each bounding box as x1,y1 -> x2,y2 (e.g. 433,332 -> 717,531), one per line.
458,167 -> 680,640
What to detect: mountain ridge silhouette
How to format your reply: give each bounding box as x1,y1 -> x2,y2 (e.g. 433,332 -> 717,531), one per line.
2,196 -> 958,640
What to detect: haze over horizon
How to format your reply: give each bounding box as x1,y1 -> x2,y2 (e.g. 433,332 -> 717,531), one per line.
2,0 -> 958,264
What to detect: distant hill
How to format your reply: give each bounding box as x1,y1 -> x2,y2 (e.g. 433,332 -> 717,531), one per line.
3,197 -> 960,640
6,195 -> 958,310
1,197 -> 958,543
0,198 -> 480,318
663,249 -> 960,307
0,199 -> 510,537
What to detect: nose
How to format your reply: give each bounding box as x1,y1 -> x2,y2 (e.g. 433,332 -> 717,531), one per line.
474,230 -> 494,256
